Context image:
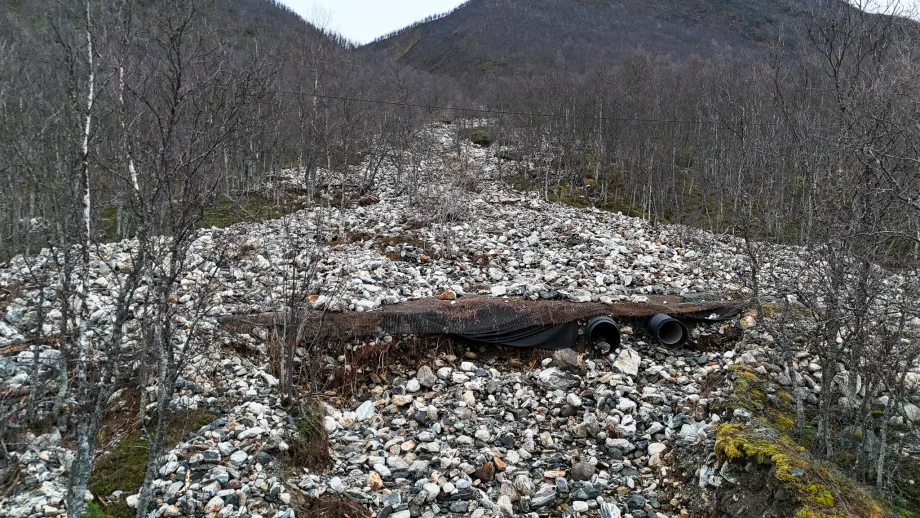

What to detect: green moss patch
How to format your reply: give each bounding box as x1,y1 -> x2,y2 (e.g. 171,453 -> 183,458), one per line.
464,126 -> 493,147
201,191 -> 303,229
87,437 -> 149,518
716,369 -> 886,518
81,502 -> 115,518
88,407 -> 216,518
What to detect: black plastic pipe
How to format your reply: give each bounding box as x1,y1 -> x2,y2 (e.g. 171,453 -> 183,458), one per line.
586,316 -> 621,348
647,314 -> 689,348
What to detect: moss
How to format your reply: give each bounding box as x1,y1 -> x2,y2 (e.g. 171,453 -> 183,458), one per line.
81,502 -> 115,518
88,437 -> 149,518
731,367 -> 768,410
548,192 -> 590,209
596,200 -> 646,219
88,408 -> 214,518
166,407 -> 216,445
201,192 -> 300,229
773,413 -> 796,431
717,369 -> 886,518
465,126 -> 493,147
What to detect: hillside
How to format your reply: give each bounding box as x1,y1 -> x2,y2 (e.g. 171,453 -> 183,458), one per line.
3,125 -> 918,518
0,0 -> 346,56
365,0 -> 829,76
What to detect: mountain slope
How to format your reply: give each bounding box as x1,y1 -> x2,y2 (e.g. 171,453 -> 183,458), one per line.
365,0 -> 819,76
0,0 -> 348,62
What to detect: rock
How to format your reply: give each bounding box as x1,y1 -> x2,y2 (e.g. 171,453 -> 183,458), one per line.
368,471 -> 383,490
552,349 -> 581,370
531,489 -> 556,508
626,493 -> 646,510
497,495 -> 514,516
416,366 -> 438,387
229,450 -> 247,464
355,400 -> 375,421
406,379 -> 421,392
323,415 -> 338,432
733,408 -> 753,420
566,393 -> 583,407
613,347 -> 641,376
903,403 -> 920,423
423,483 -> 441,500
571,462 -> 595,481
237,426 -> 264,440
329,476 -> 346,493
513,475 -> 534,497
474,462 -> 494,482
391,394 -> 413,406
204,496 -> 224,513
600,502 -> 623,518
617,398 -> 637,413
572,501 -> 590,512
126,494 -> 139,508
536,367 -> 578,389
648,443 -> 667,456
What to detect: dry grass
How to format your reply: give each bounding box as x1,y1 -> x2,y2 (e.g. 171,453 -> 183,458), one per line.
286,401 -> 331,473
291,492 -> 370,518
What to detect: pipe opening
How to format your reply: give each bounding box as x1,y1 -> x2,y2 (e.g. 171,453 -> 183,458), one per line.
657,320 -> 685,346
647,314 -> 689,348
586,316 -> 621,348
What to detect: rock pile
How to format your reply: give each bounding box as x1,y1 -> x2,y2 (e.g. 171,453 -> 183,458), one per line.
1,125 -> 918,518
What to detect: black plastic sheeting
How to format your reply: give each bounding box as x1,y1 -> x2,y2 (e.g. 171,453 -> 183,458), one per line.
456,321 -> 578,350
682,306 -> 743,322
452,306 -> 742,349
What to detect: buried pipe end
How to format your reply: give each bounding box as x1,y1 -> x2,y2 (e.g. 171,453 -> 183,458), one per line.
647,314 -> 689,348
586,316 -> 621,349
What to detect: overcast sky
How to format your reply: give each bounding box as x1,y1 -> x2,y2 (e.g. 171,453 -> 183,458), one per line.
280,0 -> 919,45
281,0 -> 466,44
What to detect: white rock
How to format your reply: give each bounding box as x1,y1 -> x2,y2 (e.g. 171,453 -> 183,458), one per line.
613,347 -> 641,376
237,427 -> 264,440
903,403 -> 920,423
355,400 -> 375,421
229,450 -> 248,464
329,476 -> 346,493
648,443 -> 667,456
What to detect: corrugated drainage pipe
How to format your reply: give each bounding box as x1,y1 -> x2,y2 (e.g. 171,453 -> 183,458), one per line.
586,316 -> 621,348
647,314 -> 688,348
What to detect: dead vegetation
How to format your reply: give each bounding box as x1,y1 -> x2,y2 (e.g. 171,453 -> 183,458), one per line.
290,492 -> 370,518
286,401 -> 331,473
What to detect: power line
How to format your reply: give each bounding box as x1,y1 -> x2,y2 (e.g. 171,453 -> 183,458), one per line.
275,89 -> 796,128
